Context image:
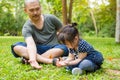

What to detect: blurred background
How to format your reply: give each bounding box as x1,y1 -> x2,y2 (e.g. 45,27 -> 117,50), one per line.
0,0 -> 116,37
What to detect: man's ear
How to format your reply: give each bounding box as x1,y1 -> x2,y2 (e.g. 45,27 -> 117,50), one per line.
24,8 -> 27,13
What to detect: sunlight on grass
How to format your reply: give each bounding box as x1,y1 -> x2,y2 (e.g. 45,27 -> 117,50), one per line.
0,36 -> 120,80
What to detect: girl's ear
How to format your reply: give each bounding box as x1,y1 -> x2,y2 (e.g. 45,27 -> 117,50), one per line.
74,36 -> 79,41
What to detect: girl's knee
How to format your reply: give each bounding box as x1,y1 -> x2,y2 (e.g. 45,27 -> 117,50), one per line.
80,59 -> 93,66
78,59 -> 95,71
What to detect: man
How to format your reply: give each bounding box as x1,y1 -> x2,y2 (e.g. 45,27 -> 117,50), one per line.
11,0 -> 68,69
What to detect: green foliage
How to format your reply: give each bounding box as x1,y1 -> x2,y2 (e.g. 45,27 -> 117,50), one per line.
72,0 -> 95,36
72,0 -> 116,37
0,0 -> 25,36
0,0 -> 15,35
14,0 -> 26,36
94,0 -> 116,37
0,0 -> 116,37
0,37 -> 120,80
45,0 -> 62,18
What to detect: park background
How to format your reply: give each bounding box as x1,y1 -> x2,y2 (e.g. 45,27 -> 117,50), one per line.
0,0 -> 120,80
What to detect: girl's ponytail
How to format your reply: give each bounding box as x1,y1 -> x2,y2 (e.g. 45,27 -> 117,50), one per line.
71,23 -> 78,27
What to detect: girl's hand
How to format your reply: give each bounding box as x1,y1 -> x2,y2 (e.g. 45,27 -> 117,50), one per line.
56,61 -> 67,67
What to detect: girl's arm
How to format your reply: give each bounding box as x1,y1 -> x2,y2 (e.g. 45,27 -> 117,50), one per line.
64,53 -> 74,61
65,52 -> 87,65
56,53 -> 74,67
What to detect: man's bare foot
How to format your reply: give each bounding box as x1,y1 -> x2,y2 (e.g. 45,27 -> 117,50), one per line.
28,60 -> 42,69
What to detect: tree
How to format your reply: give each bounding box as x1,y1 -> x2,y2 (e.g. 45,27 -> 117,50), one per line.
68,0 -> 73,24
87,0 -> 98,36
62,0 -> 67,25
115,0 -> 120,43
62,0 -> 73,25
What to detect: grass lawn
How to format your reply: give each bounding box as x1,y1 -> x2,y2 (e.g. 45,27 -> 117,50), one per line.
0,36 -> 120,80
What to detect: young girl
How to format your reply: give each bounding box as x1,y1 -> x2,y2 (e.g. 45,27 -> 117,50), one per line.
54,23 -> 104,75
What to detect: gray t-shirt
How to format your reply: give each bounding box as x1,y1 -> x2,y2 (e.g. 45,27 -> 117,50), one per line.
22,14 -> 63,45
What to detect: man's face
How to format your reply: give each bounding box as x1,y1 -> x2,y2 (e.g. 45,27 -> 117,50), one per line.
24,1 -> 41,21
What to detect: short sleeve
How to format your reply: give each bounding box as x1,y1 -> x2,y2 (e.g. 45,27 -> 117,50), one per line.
49,15 -> 63,31
22,25 -> 32,40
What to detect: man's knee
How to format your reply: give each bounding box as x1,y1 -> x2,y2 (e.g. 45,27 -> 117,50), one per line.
11,45 -> 20,57
54,44 -> 69,56
11,42 -> 26,57
13,46 -> 22,53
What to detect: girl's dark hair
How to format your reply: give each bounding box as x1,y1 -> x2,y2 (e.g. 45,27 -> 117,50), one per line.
58,23 -> 79,44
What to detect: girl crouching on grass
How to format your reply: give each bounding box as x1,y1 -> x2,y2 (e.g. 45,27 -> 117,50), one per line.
54,23 -> 104,75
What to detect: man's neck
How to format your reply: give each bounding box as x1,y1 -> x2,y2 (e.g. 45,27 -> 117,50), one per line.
31,15 -> 44,29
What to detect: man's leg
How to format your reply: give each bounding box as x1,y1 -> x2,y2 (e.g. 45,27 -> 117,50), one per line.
41,44 -> 69,58
11,42 -> 42,69
41,48 -> 64,58
13,45 -> 42,69
12,42 -> 53,64
13,46 -> 28,58
12,43 -> 68,65
14,46 -> 54,64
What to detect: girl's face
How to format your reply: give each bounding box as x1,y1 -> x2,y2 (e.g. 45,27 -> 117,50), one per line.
65,35 -> 79,50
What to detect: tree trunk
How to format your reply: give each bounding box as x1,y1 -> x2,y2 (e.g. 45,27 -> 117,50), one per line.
115,0 -> 120,43
68,0 -> 73,24
87,0 -> 98,36
62,0 -> 68,25
90,9 -> 98,36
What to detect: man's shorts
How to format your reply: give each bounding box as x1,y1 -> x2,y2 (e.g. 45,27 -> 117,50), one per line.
11,42 -> 69,58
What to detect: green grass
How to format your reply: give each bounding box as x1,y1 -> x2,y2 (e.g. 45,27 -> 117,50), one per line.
0,36 -> 120,80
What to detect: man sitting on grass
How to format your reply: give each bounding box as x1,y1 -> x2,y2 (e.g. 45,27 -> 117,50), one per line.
11,0 -> 68,69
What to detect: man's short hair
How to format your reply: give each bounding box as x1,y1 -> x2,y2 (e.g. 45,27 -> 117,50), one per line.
24,0 -> 40,7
